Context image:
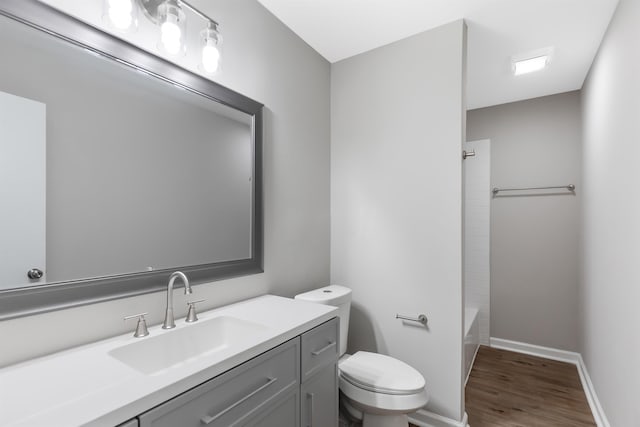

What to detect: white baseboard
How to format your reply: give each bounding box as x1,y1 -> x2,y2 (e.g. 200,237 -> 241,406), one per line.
489,337 -> 579,364
575,354 -> 611,427
409,409 -> 468,427
489,337 -> 610,427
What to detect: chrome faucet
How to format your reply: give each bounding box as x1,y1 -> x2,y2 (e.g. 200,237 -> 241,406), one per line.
162,271 -> 192,329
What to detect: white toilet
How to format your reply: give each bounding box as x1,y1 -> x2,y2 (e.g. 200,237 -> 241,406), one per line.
295,285 -> 429,427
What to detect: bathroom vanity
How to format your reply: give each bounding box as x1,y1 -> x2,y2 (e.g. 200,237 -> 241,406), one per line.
136,317 -> 339,427
0,296 -> 339,427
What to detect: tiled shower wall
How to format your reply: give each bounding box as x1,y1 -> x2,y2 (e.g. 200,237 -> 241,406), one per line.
464,139 -> 490,345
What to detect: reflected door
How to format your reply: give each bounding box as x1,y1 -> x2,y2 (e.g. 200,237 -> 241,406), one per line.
0,91 -> 46,289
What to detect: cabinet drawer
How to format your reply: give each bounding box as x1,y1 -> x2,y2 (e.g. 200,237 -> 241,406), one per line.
139,338 -> 300,427
301,317 -> 339,381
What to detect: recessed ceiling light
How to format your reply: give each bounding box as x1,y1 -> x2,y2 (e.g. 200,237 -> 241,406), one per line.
513,55 -> 549,76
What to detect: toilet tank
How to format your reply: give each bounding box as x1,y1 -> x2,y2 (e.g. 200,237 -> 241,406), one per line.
294,285 -> 351,356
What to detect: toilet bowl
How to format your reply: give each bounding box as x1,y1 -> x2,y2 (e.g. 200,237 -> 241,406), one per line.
295,285 -> 429,427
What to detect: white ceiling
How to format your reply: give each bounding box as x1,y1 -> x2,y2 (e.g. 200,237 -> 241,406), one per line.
256,0 -> 619,109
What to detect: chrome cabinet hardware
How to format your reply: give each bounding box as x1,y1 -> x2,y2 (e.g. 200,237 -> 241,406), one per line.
462,150 -> 476,160
396,313 -> 428,325
311,341 -> 336,356
200,377 -> 278,425
185,299 -> 205,323
306,392 -> 315,427
124,312 -> 150,338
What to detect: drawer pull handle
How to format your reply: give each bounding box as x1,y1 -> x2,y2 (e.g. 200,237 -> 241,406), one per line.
307,392 -> 315,427
200,377 -> 278,425
311,341 -> 336,356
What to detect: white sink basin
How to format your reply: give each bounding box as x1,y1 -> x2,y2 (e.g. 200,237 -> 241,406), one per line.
109,316 -> 269,375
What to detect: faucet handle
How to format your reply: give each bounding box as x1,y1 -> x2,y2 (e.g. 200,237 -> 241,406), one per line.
186,300 -> 205,323
124,312 -> 150,338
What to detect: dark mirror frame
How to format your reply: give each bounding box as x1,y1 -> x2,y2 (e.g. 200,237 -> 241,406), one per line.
0,0 -> 264,320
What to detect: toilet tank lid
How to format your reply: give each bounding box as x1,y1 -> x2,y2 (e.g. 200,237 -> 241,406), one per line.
294,285 -> 351,305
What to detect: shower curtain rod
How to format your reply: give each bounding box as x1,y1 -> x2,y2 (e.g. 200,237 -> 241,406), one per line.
492,184 -> 576,195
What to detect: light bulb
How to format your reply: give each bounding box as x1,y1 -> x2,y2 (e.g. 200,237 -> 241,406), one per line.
201,25 -> 222,74
161,20 -> 182,55
202,44 -> 220,73
107,0 -> 133,30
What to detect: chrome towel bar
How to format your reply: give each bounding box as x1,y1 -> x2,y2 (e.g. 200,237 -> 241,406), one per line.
492,184 -> 575,195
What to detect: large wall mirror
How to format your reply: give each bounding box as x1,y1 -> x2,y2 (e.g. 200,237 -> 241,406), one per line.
0,1 -> 263,320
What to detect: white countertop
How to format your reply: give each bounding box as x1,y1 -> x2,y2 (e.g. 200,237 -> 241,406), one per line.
0,295 -> 337,427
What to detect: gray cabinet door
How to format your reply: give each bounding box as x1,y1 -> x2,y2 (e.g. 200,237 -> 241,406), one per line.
139,338 -> 300,427
301,363 -> 338,427
246,388 -> 300,427
116,419 -> 139,427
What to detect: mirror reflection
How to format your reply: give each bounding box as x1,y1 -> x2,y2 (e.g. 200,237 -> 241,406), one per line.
0,14 -> 254,290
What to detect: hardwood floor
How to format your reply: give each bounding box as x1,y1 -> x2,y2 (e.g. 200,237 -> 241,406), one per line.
465,346 -> 596,427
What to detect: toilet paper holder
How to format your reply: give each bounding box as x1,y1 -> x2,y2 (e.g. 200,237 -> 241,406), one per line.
396,313 -> 428,325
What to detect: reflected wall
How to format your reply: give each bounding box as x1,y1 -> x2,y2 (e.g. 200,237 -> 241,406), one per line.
0,14 -> 253,289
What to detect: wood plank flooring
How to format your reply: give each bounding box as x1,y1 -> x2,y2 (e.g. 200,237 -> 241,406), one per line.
464,346 -> 596,427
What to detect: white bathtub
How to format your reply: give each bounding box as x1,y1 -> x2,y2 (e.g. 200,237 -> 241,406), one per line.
464,307 -> 480,384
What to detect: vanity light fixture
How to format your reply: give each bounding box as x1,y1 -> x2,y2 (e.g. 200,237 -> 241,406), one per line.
513,55 -> 549,76
104,0 -> 222,73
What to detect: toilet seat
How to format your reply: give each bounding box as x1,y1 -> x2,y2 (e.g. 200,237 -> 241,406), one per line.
338,352 -> 429,415
339,351 -> 425,395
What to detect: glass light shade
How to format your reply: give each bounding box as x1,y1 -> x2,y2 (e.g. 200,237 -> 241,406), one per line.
158,0 -> 186,55
201,26 -> 222,74
103,0 -> 138,32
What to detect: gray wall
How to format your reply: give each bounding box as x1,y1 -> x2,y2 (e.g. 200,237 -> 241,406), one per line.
0,0 -> 330,367
467,91 -> 582,351
581,0 -> 640,424
0,17 -> 252,282
331,21 -> 467,422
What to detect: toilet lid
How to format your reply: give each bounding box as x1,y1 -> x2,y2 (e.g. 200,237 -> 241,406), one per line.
339,351 -> 426,395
